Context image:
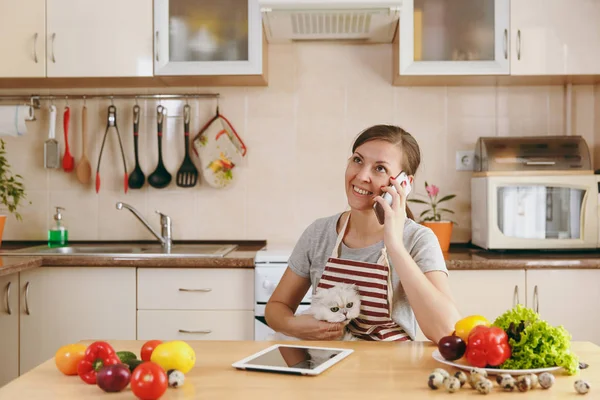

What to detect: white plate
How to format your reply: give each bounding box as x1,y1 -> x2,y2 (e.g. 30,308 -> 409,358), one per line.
432,349 -> 562,376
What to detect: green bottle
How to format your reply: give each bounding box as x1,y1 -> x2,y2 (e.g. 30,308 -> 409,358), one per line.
48,206 -> 68,247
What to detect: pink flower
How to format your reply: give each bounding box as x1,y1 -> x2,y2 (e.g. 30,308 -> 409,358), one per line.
426,184 -> 439,197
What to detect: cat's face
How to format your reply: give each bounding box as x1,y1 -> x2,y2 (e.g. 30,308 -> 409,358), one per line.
311,283 -> 361,323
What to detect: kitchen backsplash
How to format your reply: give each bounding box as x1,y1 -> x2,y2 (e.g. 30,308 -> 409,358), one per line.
1,43 -> 599,245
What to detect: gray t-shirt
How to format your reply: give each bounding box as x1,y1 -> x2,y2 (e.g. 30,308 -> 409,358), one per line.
288,212 -> 448,340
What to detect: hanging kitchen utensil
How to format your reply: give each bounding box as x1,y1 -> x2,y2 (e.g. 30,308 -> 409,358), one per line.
96,104 -> 128,194
44,105 -> 60,169
75,104 -> 92,184
148,105 -> 171,189
62,106 -> 74,172
128,104 -> 145,189
175,104 -> 198,188
192,107 -> 246,189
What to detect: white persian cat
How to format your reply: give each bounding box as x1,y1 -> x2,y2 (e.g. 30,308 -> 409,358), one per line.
272,283 -> 362,341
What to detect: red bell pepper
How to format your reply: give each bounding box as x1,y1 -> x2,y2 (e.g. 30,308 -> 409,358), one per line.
77,341 -> 121,384
465,325 -> 511,368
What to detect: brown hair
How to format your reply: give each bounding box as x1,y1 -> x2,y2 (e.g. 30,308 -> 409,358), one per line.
351,125 -> 421,220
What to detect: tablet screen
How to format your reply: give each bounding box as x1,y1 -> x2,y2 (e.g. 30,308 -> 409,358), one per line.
232,344 -> 353,375
249,346 -> 343,370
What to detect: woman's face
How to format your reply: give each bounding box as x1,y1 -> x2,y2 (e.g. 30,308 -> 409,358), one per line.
345,140 -> 404,212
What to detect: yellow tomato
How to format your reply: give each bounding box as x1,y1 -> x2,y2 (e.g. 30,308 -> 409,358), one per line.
454,315 -> 491,343
151,341 -> 196,374
55,343 -> 87,375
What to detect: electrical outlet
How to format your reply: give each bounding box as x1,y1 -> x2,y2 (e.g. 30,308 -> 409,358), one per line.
456,150 -> 475,171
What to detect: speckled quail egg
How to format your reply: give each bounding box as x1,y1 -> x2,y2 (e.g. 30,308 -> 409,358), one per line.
469,373 -> 486,389
433,368 -> 450,379
469,367 -> 488,378
167,369 -> 185,388
444,376 -> 461,393
516,375 -> 532,392
538,372 -> 555,389
499,375 -> 516,391
529,373 -> 539,389
475,378 -> 494,394
454,371 -> 468,387
495,373 -> 511,385
428,371 -> 445,390
574,380 -> 591,394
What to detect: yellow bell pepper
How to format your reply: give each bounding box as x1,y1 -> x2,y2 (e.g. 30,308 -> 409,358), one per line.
454,315 -> 490,343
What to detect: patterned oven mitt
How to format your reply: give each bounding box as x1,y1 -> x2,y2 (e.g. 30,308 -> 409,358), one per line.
192,113 -> 247,188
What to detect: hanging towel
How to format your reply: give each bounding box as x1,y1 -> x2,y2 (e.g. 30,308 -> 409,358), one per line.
0,105 -> 34,137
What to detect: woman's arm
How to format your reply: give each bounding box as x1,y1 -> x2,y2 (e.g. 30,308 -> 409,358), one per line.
387,247 -> 461,344
265,268 -> 345,340
375,176 -> 461,344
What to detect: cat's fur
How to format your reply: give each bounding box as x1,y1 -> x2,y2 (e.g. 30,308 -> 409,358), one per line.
272,283 -> 362,341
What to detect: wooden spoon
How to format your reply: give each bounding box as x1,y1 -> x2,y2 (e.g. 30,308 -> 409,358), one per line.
75,105 -> 92,184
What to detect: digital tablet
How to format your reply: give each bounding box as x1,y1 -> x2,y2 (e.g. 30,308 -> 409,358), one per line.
232,344 -> 354,376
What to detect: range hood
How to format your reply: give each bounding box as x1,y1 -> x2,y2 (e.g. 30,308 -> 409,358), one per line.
259,0 -> 401,43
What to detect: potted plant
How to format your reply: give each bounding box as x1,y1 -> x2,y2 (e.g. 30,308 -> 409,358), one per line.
0,139 -> 28,245
408,182 -> 456,252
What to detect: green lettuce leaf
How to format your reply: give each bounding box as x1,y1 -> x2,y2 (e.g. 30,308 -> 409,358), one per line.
492,304 -> 579,375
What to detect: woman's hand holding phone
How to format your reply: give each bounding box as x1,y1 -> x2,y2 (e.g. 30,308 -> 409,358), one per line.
373,172 -> 411,252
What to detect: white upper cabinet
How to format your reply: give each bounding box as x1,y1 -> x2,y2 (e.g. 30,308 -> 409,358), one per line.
510,0 -> 600,76
154,0 -> 263,76
46,0 -> 153,77
398,0 -> 510,75
0,0 -> 46,78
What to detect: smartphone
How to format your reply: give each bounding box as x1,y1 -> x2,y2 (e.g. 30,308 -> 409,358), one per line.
373,172 -> 411,225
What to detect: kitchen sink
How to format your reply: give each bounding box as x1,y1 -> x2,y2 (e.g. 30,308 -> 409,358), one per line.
4,243 -> 238,258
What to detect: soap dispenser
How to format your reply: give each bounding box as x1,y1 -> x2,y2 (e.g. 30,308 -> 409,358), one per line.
48,206 -> 68,247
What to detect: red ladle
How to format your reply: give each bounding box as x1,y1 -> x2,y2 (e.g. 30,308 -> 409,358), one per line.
62,106 -> 75,172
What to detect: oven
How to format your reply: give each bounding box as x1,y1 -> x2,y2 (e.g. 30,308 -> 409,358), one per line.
254,247 -> 312,341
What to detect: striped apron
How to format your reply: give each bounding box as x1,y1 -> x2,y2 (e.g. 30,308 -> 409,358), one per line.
316,214 -> 410,341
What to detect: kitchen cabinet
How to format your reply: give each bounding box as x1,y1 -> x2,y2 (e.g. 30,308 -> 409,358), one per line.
510,0 -> 600,76
19,267 -> 136,375
137,268 -> 255,340
448,269 -> 525,321
138,310 -> 254,341
414,269 -> 525,341
153,0 -> 263,76
526,269 -> 600,345
0,0 -> 46,78
0,274 -> 19,388
396,0 -> 510,76
46,0 -> 153,77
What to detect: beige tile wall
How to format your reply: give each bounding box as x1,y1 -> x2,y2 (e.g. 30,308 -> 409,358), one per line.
0,43 -> 597,245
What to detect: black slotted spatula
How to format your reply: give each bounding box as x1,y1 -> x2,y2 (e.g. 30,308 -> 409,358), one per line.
176,104 -> 198,188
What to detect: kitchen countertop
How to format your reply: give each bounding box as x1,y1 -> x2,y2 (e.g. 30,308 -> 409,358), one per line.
0,340 -> 597,399
1,242 -> 600,278
0,256 -> 42,276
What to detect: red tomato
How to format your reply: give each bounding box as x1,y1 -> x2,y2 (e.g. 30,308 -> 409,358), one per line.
130,362 -> 167,400
141,340 -> 163,362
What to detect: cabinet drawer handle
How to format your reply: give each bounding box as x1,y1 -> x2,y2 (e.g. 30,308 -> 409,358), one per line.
24,281 -> 31,315
155,31 -> 159,62
179,288 -> 212,292
503,29 -> 508,60
5,281 -> 11,315
33,33 -> 38,63
533,285 -> 539,313
513,285 -> 519,307
517,30 -> 521,60
178,329 -> 212,334
50,33 -> 56,63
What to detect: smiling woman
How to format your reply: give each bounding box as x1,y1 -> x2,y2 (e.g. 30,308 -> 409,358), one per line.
265,125 -> 462,344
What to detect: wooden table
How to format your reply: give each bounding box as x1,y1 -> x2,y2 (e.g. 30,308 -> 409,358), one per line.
1,341 -> 598,399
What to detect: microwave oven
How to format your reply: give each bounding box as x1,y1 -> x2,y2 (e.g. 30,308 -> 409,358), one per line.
470,136 -> 600,250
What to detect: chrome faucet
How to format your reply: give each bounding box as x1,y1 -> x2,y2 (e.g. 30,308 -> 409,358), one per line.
116,202 -> 172,249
